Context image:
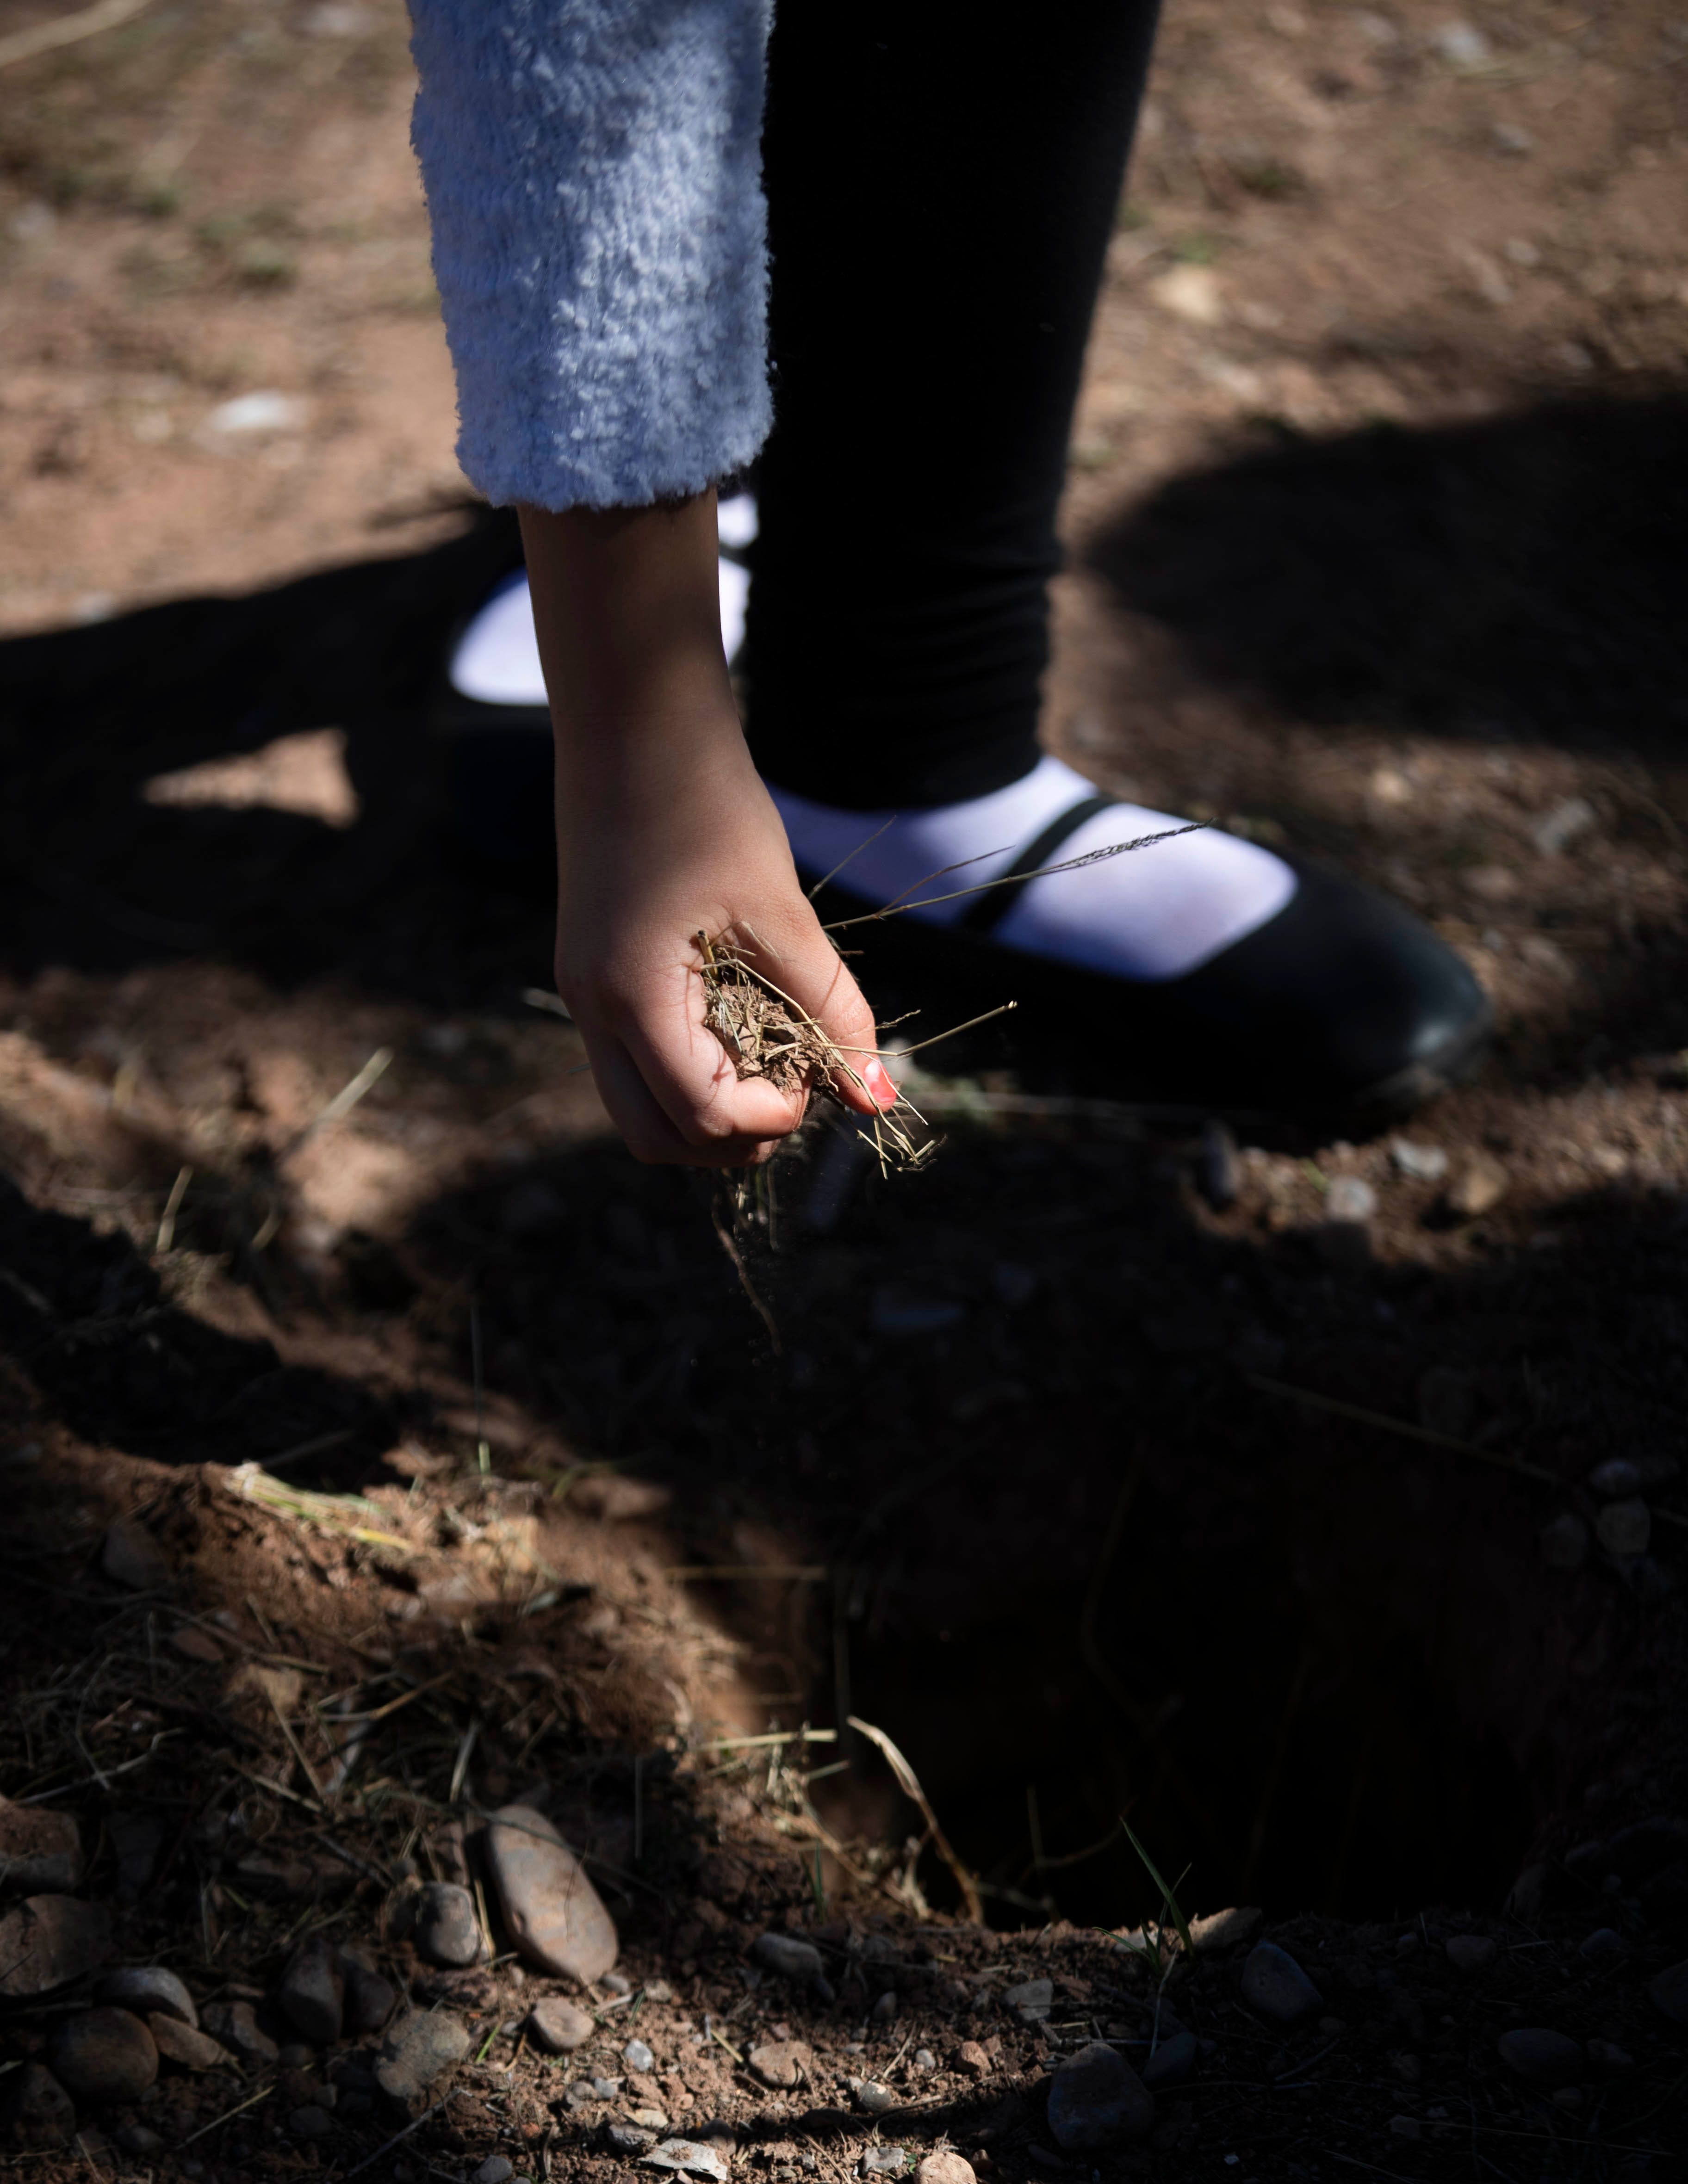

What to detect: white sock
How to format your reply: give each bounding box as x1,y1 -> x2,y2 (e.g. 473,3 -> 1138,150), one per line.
447,492 -> 759,705
770,754 -> 1298,983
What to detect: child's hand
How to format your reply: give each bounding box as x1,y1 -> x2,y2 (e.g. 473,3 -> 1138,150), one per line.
522,495 -> 894,1168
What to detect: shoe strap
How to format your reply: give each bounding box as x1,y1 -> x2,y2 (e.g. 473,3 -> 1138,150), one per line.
956,793 -> 1116,936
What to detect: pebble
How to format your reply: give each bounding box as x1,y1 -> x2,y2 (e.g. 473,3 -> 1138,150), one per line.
2,2062 -> 76,2151
610,2126 -> 656,2154
1588,1456 -> 1678,1498
528,1997 -> 595,2054
279,1938 -> 343,2044
1539,1514 -> 1589,1571
1596,1499 -> 1651,1558
1446,1156 -> 1508,1220
1241,1943 -> 1323,2024
201,1999 -> 279,2062
602,1972 -> 633,1996
645,2140 -> 732,2179
1588,2039 -> 1634,2069
1141,2030 -> 1197,2090
100,1519 -> 171,1591
118,2123 -> 165,2155
1432,22 -> 1490,68
751,1931 -> 825,1986
1647,1960 -> 1688,2024
915,2159 -> 975,2184
1198,1118 -> 1241,1210
1390,1139 -> 1448,1183
1189,1906 -> 1261,1953
340,1953 -> 397,2035
1003,1975 -> 1053,2023
206,390 -> 306,436
484,1805 -> 619,1982
1497,2029 -> 1583,2085
415,1882 -> 484,1968
747,2040 -> 811,2091
630,2108 -> 671,2131
851,2079 -> 895,2115
1444,1935 -> 1497,1972
0,1896 -> 112,1997
373,2010 -> 471,2119
624,2037 -> 656,2073
1579,1927 -> 1624,1961
1047,2041 -> 1153,2150
859,2153 -> 907,2179
47,2008 -> 159,2103
956,2041 -> 991,2078
870,1988 -> 899,2024
1531,796 -> 1596,857
1325,1176 -> 1378,1223
97,1966 -> 198,2028
913,2048 -> 936,2072
570,1474 -> 673,1521
475,2160 -> 516,2184
592,2076 -> 623,2099
149,2015 -> 231,2071
0,1795 -> 81,1894
290,2104 -> 334,2141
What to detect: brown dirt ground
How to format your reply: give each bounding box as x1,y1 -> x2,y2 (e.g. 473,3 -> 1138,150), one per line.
1,1 -> 1687,2179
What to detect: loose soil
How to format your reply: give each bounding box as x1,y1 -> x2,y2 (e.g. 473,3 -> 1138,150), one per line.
0,2 -> 1686,2179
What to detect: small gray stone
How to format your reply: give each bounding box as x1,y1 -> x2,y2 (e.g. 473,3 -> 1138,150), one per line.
646,2139 -> 732,2179
0,1894 -> 112,1996
149,2015 -> 232,2071
100,1519 -> 171,1591
97,1966 -> 198,2028
2,2062 -> 76,2151
485,1805 -> 619,1982
1444,1935 -> 1497,1973
913,2049 -> 937,2072
624,2036 -> 656,2073
1587,2038 -> 1633,2069
1002,1975 -> 1053,2023
118,2123 -> 164,2155
1241,1943 -> 1323,2025
1047,2040 -> 1153,2150
629,2107 -> 671,2132
1596,1499 -> 1651,1558
374,2009 -> 471,2119
1141,2030 -> 1197,2090
201,1999 -> 279,2062
1579,1927 -> 1624,1961
278,1938 -> 343,2044
1540,1514 -> 1589,1571
1198,1118 -> 1241,1209
289,2104 -> 334,2141
528,1997 -> 595,2054
414,1882 -> 483,1968
1390,1139 -> 1448,1183
858,2154 -> 906,2179
751,1931 -> 825,1985
1325,1176 -> 1377,1223
341,1959 -> 397,2035
1531,795 -> 1596,857
850,2078 -> 894,2114
870,1988 -> 899,2024
1446,1156 -> 1508,1221
474,2159 -> 515,2184
1648,1960 -> 1688,2024
0,1794 -> 81,1895
592,2076 -> 623,2099
46,2008 -> 159,2103
611,2124 -> 657,2153
1497,2029 -> 1583,2085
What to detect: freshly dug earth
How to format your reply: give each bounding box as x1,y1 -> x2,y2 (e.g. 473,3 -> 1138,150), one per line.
1,1 -> 1687,2178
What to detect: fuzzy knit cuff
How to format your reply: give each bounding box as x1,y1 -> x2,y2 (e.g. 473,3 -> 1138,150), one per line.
409,0 -> 773,510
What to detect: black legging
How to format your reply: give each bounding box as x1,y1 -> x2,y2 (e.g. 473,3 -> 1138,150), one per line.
743,1 -> 1164,811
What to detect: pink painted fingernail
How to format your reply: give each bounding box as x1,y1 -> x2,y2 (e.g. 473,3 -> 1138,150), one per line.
863,1057 -> 897,1107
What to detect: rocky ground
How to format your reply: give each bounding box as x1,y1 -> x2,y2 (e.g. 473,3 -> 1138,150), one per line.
2,0 -> 1688,2178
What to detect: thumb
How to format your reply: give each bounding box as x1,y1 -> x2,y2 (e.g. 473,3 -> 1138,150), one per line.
739,909 -> 897,1117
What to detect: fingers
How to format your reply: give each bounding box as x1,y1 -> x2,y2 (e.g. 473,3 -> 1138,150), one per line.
580,1025 -> 786,1169
609,951 -> 813,1156
734,914 -> 898,1117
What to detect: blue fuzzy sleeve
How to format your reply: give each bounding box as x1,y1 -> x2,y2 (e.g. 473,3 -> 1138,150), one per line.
408,0 -> 773,510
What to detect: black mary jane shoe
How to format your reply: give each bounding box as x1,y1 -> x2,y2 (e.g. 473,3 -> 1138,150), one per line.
804,789 -> 1494,1125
